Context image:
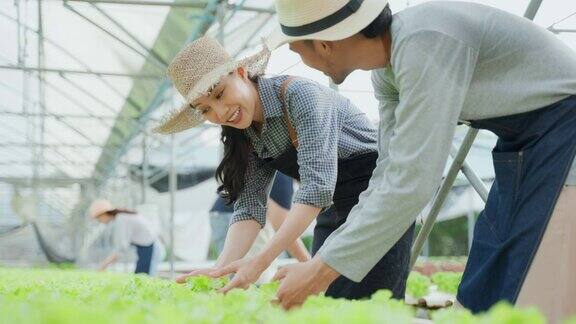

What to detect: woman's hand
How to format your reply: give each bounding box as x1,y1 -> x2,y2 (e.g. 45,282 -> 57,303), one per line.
209,256 -> 270,293
175,268 -> 217,283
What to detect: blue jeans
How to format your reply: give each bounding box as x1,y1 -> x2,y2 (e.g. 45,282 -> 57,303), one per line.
209,211 -> 232,255
458,95 -> 576,312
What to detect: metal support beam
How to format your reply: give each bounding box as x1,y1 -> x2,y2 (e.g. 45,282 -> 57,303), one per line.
36,0 -> 47,223
63,1 -> 167,69
0,10 -> 151,121
67,0 -> 275,13
0,81 -> 104,152
0,142 -> 120,148
0,114 -> 96,175
216,1 -> 225,44
145,126 -> 214,185
141,133 -> 149,203
94,0 -> 220,186
467,202 -> 475,253
0,176 -> 90,186
0,160 -> 96,166
89,3 -> 168,66
523,0 -> 543,20
410,128 -> 479,268
0,64 -> 163,79
0,110 -> 118,120
232,9 -> 275,58
0,17 -> 150,130
449,145 -> 489,202
169,134 -> 177,278
549,28 -> 576,34
1,73 -> 138,164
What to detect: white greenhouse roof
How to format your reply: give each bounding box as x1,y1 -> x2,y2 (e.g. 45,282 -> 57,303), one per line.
0,0 -> 575,221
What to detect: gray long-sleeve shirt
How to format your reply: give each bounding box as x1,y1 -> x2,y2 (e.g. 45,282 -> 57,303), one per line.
318,1 -> 576,282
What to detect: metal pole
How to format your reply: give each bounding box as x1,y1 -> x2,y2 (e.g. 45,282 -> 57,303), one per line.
141,133 -> 148,204
548,28 -> 576,34
169,134 -> 177,277
450,145 -> 489,202
232,14 -> 274,58
37,0 -> 46,232
523,0 -> 543,20
16,0 -> 22,67
0,9 -> 152,124
0,109 -> 130,121
89,3 -> 168,66
467,190 -> 475,252
216,1 -> 225,44
62,1 -> 167,70
66,0 -> 276,13
0,65 -> 163,79
92,0 -> 221,188
410,128 -> 479,268
145,127 -> 213,186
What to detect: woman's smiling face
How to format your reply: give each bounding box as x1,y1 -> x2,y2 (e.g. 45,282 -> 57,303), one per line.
192,67 -> 260,130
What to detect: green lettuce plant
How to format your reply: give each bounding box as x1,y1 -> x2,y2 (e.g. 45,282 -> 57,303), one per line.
0,268 -> 553,324
406,271 -> 431,298
430,271 -> 463,295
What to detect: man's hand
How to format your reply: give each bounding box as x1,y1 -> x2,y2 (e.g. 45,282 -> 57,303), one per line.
273,256 -> 340,310
209,256 -> 270,293
175,268 -> 217,283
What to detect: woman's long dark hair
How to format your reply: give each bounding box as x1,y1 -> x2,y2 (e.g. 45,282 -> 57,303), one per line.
215,125 -> 252,203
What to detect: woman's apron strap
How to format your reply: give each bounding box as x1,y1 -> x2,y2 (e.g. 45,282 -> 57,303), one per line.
279,76 -> 299,149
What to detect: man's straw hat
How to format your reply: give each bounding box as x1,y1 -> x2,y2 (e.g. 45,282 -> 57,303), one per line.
154,36 -> 271,134
266,0 -> 389,50
89,199 -> 114,219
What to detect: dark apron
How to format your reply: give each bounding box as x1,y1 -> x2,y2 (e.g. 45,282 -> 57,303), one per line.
133,243 -> 154,274
458,95 -> 576,312
261,147 -> 415,300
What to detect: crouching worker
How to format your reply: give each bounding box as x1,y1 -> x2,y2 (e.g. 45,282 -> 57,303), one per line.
154,37 -> 414,300
89,199 -> 164,276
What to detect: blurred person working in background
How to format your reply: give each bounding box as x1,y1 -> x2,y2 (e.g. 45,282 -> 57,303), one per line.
209,171 -> 310,262
89,199 -> 164,276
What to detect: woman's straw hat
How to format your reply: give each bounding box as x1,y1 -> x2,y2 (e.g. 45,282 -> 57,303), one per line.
153,36 -> 271,134
89,199 -> 114,219
266,0 -> 389,50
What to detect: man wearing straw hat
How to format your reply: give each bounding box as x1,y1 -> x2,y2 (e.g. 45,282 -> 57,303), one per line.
268,0 -> 576,319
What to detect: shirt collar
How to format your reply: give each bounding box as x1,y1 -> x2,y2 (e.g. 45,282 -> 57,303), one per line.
256,76 -> 285,120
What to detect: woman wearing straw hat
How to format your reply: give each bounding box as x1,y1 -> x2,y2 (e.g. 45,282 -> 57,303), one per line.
267,0 -> 576,318
89,199 -> 164,276
155,36 -> 414,300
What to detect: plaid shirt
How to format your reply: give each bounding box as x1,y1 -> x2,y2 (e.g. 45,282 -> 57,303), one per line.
232,76 -> 378,227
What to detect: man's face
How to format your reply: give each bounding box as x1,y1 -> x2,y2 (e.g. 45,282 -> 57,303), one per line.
288,40 -> 352,85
